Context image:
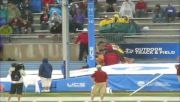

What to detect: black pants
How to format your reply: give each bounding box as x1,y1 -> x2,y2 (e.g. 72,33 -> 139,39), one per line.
9,83 -> 24,95
79,43 -> 88,61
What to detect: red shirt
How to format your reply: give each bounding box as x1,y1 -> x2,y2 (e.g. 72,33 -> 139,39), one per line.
91,70 -> 108,83
43,0 -> 54,4
135,1 -> 147,10
75,32 -> 88,44
104,50 -> 124,66
176,64 -> 180,75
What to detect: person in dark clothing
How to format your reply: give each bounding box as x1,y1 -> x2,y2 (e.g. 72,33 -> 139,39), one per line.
75,28 -> 89,61
38,58 -> 53,92
164,3 -> 176,22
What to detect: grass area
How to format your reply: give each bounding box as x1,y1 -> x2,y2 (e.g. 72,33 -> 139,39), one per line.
1,91 -> 180,97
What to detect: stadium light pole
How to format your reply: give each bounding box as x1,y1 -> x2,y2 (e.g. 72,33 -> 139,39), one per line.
62,0 -> 70,79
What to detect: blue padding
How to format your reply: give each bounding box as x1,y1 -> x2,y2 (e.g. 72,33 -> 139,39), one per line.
24,85 -> 35,92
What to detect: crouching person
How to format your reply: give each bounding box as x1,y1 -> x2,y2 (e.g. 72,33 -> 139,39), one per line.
8,63 -> 25,102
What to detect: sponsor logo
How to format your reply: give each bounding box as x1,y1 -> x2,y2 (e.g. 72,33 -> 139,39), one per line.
125,48 -> 134,54
137,81 -> 171,87
67,82 -> 86,88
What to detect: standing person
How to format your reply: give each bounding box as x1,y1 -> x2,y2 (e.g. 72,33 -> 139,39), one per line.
38,58 -> 53,92
175,64 -> 180,81
175,57 -> 180,81
91,65 -> 108,102
8,63 -> 25,102
75,28 -> 88,61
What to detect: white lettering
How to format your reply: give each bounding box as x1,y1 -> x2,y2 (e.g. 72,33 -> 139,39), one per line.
67,83 -> 86,88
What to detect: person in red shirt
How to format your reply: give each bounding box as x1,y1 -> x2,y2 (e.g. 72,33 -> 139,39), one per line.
104,44 -> 125,65
91,65 -> 108,102
175,64 -> 180,81
75,28 -> 88,61
135,0 -> 147,17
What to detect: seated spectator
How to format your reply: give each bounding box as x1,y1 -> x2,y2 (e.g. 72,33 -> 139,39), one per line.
21,10 -> 34,33
0,5 -> 8,26
49,6 -> 62,17
73,9 -> 85,31
40,10 -> 50,30
135,0 -> 147,18
50,21 -> 62,34
152,4 -> 164,23
106,0 -> 116,5
106,4 -> 115,12
17,0 -> 30,15
0,24 -> 13,35
9,17 -> 23,34
164,3 -> 176,23
49,11 -> 62,29
120,0 -> 135,18
7,1 -> 21,22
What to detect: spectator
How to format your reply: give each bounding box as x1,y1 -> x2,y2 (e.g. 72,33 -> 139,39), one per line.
106,4 -> 115,12
8,63 -> 26,102
40,10 -> 49,30
73,9 -> 85,30
9,17 -> 23,34
120,0 -> 135,18
0,24 -> 13,35
152,4 -> 164,23
106,0 -> 116,5
75,28 -> 88,61
135,0 -> 147,17
164,3 -> 176,22
38,58 -> 53,92
21,10 -> 34,33
91,65 -> 108,102
175,64 -> 180,81
175,57 -> 180,81
49,11 -> 62,29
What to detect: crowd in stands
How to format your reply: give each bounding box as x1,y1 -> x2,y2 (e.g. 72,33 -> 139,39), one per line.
0,0 -> 179,35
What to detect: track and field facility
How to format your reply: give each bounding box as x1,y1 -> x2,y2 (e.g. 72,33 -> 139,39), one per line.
0,92 -> 180,102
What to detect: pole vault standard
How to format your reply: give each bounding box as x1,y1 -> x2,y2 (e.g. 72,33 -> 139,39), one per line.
87,0 -> 96,68
62,0 -> 69,78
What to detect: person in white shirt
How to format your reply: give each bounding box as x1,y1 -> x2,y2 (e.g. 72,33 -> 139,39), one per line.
8,63 -> 25,102
120,0 -> 135,18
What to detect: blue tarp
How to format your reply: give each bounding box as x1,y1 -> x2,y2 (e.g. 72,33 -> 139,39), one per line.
1,74 -> 179,92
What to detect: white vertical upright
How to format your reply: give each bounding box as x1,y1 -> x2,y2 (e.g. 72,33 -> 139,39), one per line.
62,0 -> 69,78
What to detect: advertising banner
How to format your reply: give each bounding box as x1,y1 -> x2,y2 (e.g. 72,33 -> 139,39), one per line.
120,43 -> 180,59
51,74 -> 180,92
